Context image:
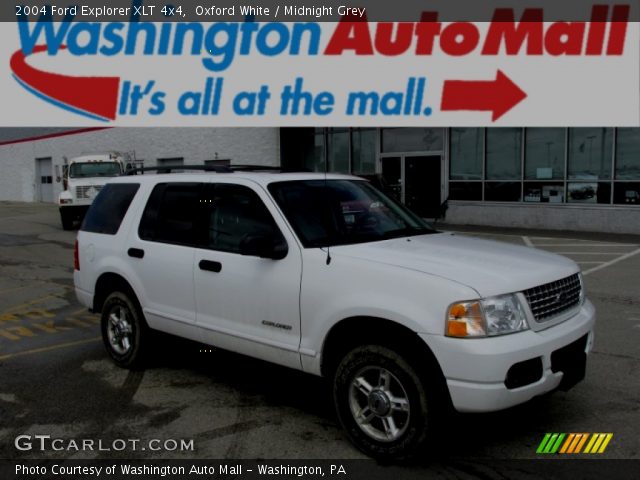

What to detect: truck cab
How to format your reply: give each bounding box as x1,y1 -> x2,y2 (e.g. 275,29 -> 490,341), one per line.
58,152 -> 131,229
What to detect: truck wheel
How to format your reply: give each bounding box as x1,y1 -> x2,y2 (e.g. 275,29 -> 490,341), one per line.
101,291 -> 148,368
60,209 -> 74,230
333,345 -> 436,460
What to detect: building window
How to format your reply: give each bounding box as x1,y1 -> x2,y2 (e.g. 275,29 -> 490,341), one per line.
567,182 -> 611,204
568,128 -> 612,180
381,128 -> 443,153
615,128 -> 640,180
351,128 -> 377,174
449,182 -> 482,201
486,128 -> 522,181
524,181 -> 564,203
485,182 -> 521,202
449,128 -> 482,201
525,128 -> 565,180
303,128 -> 325,172
450,128 -> 483,180
614,182 -> 640,204
328,128 -> 350,173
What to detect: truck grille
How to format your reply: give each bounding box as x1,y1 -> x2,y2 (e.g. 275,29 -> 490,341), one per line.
76,185 -> 103,199
523,274 -> 582,322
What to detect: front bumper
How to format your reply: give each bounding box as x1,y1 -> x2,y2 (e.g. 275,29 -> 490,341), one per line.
420,300 -> 596,412
59,204 -> 90,215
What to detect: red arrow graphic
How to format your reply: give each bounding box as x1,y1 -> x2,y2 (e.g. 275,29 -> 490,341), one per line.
10,45 -> 120,121
441,70 -> 527,122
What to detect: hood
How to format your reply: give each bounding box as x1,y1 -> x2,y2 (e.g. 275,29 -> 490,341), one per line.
333,232 -> 579,298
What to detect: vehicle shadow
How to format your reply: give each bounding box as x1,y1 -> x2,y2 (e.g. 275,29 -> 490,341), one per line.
145,334 -> 585,463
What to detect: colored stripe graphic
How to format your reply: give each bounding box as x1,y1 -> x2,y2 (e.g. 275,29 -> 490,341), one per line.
538,433 -> 613,454
536,433 -> 552,454
584,433 -> 614,454
10,45 -> 120,121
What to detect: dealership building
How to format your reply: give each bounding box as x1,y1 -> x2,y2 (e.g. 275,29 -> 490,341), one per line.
1,127 -> 639,234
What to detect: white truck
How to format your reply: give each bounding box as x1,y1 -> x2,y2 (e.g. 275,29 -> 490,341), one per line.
58,152 -> 132,230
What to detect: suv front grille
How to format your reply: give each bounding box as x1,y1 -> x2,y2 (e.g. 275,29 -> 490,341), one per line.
76,185 -> 103,199
523,274 -> 581,322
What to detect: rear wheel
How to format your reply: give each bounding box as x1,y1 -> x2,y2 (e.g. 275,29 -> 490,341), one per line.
333,345 -> 437,460
101,291 -> 148,368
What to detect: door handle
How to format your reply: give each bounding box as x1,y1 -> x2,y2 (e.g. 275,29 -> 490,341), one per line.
199,259 -> 222,273
128,248 -> 144,259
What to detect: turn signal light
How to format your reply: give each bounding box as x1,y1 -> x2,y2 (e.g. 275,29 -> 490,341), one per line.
447,320 -> 468,337
446,301 -> 485,337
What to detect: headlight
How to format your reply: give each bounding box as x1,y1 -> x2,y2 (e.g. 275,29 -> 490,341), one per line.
446,294 -> 529,338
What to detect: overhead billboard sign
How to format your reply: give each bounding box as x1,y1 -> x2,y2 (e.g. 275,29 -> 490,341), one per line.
0,0 -> 638,126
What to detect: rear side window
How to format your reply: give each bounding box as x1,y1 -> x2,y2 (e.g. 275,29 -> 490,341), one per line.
81,183 -> 139,235
139,183 -> 205,246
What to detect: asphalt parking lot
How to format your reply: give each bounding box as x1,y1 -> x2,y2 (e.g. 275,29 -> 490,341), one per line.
0,202 -> 639,464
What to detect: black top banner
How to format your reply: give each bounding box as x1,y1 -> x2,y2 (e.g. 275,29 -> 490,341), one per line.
3,0 -> 640,22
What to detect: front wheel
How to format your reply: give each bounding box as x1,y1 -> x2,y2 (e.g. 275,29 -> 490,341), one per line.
101,291 -> 147,368
333,345 -> 436,460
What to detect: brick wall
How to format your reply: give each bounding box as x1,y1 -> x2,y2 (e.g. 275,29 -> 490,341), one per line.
0,127 -> 280,202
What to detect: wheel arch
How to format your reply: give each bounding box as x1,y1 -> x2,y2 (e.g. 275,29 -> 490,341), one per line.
320,316 -> 447,385
93,272 -> 140,314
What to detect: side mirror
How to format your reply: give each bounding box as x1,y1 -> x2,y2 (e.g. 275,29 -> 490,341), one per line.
239,234 -> 288,260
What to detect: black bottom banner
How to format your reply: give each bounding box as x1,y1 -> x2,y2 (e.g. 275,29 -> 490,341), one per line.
3,459 -> 640,480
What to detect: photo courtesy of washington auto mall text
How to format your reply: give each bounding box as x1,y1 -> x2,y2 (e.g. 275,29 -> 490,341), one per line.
1,0 -> 639,479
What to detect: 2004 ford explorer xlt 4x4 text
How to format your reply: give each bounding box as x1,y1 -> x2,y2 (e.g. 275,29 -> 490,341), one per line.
73,170 -> 595,459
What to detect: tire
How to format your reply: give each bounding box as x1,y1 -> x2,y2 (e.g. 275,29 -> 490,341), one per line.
333,345 -> 438,460
101,291 -> 148,368
60,209 -> 74,230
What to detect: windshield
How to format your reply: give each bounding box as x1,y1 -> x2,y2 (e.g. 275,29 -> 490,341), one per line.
69,162 -> 121,178
268,179 -> 436,247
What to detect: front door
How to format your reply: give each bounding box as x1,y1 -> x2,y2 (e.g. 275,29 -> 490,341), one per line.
35,157 -> 53,202
381,155 -> 442,218
194,181 -> 302,369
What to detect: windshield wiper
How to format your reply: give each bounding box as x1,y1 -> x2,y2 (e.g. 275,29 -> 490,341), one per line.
381,226 -> 434,239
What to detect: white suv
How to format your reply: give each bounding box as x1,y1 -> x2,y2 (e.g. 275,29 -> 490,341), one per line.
74,170 -> 595,459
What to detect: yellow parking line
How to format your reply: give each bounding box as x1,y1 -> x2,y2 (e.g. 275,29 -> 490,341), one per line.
0,281 -> 73,296
0,336 -> 101,361
0,285 -> 31,295
2,293 -> 64,314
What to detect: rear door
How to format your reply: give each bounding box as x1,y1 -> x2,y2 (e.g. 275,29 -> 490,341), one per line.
194,181 -> 303,369
130,182 -> 206,329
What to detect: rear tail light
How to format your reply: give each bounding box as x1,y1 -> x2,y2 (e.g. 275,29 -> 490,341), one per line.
74,239 -> 79,271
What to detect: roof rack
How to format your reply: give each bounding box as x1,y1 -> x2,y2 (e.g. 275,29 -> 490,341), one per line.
123,164 -> 282,175
230,164 -> 282,172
